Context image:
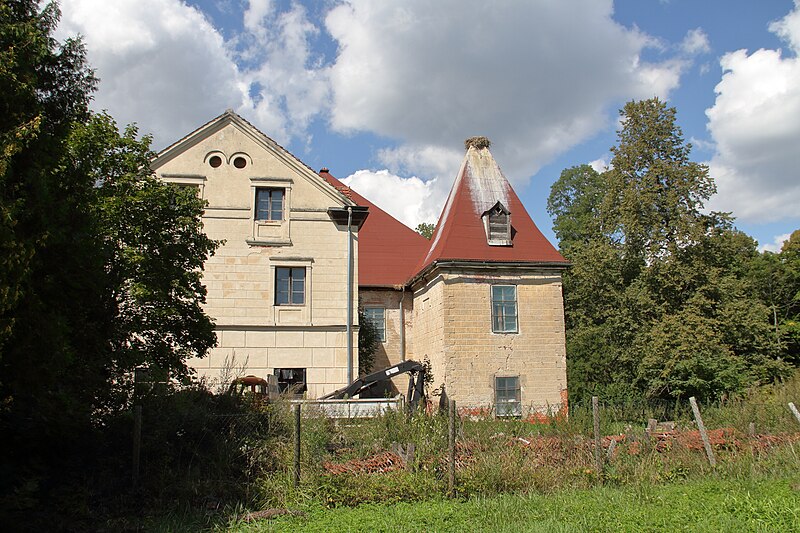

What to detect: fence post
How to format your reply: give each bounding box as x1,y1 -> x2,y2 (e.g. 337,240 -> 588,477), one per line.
689,396 -> 716,467
592,396 -> 602,474
448,399 -> 456,497
789,403 -> 800,426
293,403 -> 301,488
132,405 -> 142,488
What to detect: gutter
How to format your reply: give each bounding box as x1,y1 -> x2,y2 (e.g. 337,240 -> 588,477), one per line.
406,259 -> 571,288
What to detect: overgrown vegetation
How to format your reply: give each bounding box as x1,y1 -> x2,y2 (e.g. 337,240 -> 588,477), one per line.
146,374 -> 800,531
0,2 -> 218,527
548,98 -> 799,404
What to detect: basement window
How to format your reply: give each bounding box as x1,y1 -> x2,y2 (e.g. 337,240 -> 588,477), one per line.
274,368 -> 307,395
495,376 -> 521,417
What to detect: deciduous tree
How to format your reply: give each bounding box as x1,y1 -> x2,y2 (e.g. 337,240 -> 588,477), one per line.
549,98 -> 785,404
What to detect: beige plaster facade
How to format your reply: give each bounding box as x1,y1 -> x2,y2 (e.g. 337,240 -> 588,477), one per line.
154,112 -> 569,415
152,112 -> 360,398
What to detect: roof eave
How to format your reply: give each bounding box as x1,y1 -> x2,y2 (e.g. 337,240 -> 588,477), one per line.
407,259 -> 571,288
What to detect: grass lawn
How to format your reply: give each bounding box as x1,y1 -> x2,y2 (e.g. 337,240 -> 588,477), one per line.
226,477 -> 800,532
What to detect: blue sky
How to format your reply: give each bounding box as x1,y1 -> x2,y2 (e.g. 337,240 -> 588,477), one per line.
56,0 -> 800,252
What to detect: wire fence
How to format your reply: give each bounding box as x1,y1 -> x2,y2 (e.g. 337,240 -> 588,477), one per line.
129,394 -> 800,504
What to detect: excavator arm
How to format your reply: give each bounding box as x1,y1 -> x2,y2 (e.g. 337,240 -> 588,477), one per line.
318,360 -> 426,412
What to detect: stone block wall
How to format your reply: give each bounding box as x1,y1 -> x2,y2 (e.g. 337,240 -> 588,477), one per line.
410,267 -> 567,413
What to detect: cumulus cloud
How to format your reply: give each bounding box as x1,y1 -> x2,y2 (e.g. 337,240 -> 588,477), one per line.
341,170 -> 446,228
759,233 -> 792,253
706,2 -> 800,222
55,0 -> 696,231
56,0 -> 249,148
324,0 -> 684,185
56,0 -> 328,149
589,157 -> 611,173
680,28 -> 711,55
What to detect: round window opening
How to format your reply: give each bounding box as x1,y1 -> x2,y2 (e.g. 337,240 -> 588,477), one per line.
233,156 -> 247,169
208,155 -> 222,168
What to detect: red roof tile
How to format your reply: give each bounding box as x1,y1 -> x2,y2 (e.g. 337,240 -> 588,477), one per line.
319,170 -> 431,288
416,145 -> 567,275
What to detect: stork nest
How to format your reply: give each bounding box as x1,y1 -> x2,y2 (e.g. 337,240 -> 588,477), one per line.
465,136 -> 491,150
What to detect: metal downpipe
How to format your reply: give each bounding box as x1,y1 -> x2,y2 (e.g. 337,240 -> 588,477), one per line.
346,206 -> 353,384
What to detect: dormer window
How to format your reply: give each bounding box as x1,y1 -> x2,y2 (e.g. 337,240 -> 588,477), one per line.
483,202 -> 511,246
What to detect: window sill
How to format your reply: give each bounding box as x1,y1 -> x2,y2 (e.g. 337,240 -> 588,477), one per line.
247,238 -> 292,247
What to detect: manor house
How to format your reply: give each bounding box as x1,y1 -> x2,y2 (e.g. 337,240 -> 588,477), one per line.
152,111 -> 569,415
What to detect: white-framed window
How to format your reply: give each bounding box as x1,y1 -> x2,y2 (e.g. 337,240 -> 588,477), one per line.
255,187 -> 284,221
483,202 -> 511,245
364,307 -> 386,342
491,285 -> 518,333
275,267 -> 305,305
495,376 -> 521,417
249,178 -> 292,246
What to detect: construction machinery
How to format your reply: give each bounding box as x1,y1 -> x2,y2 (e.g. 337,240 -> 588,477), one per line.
318,360 -> 426,412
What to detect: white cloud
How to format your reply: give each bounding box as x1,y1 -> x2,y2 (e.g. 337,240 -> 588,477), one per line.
325,0 -> 684,184
759,233 -> 791,253
680,28 -> 711,55
57,0 -> 248,148
706,2 -> 800,222
341,170 -> 446,228
56,0 -> 328,149
589,157 -> 611,173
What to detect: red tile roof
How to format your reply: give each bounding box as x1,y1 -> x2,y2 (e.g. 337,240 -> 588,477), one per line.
415,145 -> 567,275
319,170 -> 431,288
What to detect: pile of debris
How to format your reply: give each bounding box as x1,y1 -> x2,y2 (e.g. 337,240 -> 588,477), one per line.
322,451 -> 404,475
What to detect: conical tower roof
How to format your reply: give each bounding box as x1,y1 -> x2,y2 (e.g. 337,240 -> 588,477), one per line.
416,138 -> 567,276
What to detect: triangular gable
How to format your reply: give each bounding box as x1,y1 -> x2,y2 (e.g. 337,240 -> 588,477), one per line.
151,110 -> 354,207
415,143 -> 568,276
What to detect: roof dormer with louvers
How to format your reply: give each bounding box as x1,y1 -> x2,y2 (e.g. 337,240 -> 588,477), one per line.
414,136 -> 568,277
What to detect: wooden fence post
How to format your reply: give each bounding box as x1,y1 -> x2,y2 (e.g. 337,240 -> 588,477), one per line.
293,403 -> 301,488
448,399 -> 456,497
689,397 -> 716,468
789,403 -> 800,426
592,396 -> 602,474
132,405 -> 142,488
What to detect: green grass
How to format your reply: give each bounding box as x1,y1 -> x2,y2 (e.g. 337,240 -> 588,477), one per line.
227,477 -> 800,532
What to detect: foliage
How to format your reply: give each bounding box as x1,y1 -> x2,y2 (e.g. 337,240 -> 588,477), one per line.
748,230 -> 800,365
358,304 -> 380,375
548,98 -> 788,404
0,1 -> 219,522
0,0 -> 95,351
415,222 -> 435,239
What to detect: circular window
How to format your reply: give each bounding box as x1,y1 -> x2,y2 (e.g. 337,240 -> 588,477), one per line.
233,156 -> 247,169
208,155 -> 222,168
